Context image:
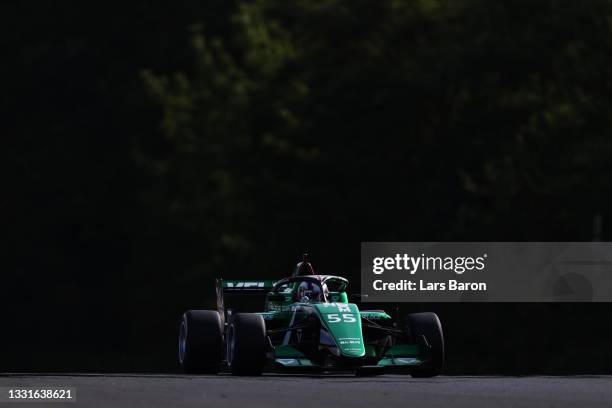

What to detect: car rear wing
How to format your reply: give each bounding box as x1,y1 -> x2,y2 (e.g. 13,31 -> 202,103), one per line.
215,278 -> 277,326
219,279 -> 277,293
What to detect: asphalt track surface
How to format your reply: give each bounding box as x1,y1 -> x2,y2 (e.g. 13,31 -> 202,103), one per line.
1,374 -> 611,408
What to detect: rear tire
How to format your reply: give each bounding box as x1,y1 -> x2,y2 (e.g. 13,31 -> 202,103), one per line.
227,313 -> 267,376
179,310 -> 223,374
406,312 -> 444,378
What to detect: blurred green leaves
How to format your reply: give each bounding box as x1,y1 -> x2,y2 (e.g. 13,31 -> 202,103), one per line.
140,0 -> 612,275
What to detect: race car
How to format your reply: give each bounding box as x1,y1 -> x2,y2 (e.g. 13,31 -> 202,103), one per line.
178,254 -> 444,376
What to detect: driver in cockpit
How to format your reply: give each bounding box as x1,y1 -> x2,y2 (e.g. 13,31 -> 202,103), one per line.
295,281 -> 329,303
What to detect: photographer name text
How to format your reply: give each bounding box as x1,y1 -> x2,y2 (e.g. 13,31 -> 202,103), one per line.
371,253 -> 488,292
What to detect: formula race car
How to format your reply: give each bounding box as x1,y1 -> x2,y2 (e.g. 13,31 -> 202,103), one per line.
178,255 -> 444,376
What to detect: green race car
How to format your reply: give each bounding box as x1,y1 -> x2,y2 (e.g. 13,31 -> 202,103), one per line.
178,255 -> 444,377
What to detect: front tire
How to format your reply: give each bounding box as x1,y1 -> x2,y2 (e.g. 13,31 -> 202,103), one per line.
227,313 -> 267,376
406,312 -> 444,378
179,310 -> 223,374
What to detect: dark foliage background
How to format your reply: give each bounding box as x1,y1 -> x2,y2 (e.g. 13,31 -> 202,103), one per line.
2,0 -> 612,373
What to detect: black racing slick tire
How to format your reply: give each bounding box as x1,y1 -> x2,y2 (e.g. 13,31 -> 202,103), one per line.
227,313 -> 267,376
406,312 -> 444,378
179,310 -> 223,374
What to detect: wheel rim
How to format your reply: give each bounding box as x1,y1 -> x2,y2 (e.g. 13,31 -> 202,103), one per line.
178,320 -> 187,364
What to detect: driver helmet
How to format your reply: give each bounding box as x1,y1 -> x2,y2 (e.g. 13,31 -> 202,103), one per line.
297,281 -> 325,303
